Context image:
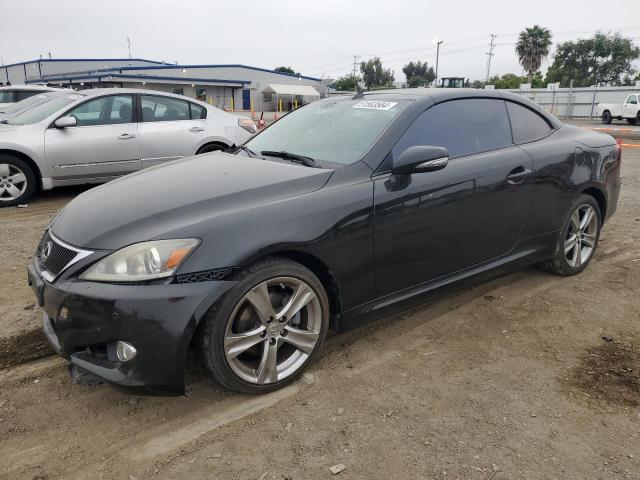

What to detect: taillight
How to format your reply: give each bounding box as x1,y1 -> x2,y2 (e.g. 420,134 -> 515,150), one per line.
238,118 -> 257,134
616,138 -> 622,162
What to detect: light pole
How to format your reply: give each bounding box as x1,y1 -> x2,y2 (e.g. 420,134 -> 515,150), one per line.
432,39 -> 444,87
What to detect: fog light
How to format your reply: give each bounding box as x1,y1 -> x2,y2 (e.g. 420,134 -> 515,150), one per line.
116,341 -> 137,362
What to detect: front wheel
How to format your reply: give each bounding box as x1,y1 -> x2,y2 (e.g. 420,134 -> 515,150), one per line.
198,257 -> 329,394
601,111 -> 612,125
627,117 -> 637,126
540,194 -> 601,276
0,155 -> 37,207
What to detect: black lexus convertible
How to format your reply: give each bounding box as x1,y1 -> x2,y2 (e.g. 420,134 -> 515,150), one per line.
28,89 -> 621,395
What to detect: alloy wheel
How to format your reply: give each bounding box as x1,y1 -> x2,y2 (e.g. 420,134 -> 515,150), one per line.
224,276 -> 322,384
564,204 -> 598,268
0,163 -> 28,202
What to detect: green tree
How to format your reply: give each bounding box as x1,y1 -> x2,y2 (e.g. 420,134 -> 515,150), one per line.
274,66 -> 299,75
360,57 -> 395,90
515,25 -> 552,82
407,75 -> 431,87
402,61 -> 435,86
545,32 -> 640,87
486,72 -> 545,89
331,74 -> 361,91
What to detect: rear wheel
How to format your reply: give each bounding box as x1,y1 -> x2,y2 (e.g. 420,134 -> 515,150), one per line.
0,155 -> 37,207
198,257 -> 329,394
540,194 -> 601,276
601,111 -> 612,124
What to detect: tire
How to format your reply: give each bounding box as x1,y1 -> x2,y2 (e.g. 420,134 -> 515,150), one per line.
601,111 -> 612,125
196,143 -> 227,155
197,257 -> 330,394
540,194 -> 601,276
0,154 -> 37,207
627,117 -> 636,126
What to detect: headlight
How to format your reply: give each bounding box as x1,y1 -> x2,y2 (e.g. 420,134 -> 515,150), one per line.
79,239 -> 200,282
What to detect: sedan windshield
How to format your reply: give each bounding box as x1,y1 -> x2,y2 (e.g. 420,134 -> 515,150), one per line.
0,93 -> 59,115
8,94 -> 83,125
245,98 -> 409,167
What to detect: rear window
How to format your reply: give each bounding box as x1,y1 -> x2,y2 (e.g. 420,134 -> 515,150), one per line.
506,101 -> 552,144
190,103 -> 207,119
141,95 -> 190,122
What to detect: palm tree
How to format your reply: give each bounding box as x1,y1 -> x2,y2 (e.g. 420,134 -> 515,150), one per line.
516,25 -> 552,82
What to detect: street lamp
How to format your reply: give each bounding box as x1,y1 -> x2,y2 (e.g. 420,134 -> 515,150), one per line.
432,38 -> 444,87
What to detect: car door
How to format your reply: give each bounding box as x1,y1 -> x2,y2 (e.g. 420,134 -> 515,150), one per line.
44,94 -> 140,179
622,95 -> 638,118
373,98 -> 533,297
136,94 -> 207,168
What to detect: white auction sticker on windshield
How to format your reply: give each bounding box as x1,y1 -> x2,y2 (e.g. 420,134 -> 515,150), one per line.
353,101 -> 398,111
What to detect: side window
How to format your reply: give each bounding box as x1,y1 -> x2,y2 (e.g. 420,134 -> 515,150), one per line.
627,95 -> 638,105
141,95 -> 190,122
0,90 -> 15,103
190,103 -> 206,119
505,101 -> 553,144
392,98 -> 512,159
67,95 -> 133,126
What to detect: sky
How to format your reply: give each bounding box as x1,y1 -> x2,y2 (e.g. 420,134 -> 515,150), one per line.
1,0 -> 639,83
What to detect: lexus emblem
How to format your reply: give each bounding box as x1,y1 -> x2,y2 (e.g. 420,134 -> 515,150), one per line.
41,241 -> 53,262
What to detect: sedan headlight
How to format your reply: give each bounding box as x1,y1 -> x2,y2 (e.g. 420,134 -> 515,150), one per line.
79,239 -> 200,282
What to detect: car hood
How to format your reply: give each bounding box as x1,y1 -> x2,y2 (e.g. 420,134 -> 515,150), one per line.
0,123 -> 21,134
51,152 -> 333,250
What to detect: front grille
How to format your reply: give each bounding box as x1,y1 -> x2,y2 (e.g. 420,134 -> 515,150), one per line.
37,231 -> 79,276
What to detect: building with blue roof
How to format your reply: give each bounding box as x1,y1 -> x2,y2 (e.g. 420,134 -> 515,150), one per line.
0,58 -> 326,111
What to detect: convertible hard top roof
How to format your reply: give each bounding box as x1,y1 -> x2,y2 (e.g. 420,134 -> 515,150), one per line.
339,88 -> 563,128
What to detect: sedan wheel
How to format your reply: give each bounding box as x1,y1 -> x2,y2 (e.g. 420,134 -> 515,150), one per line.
198,257 -> 329,394
564,204 -> 598,268
0,156 -> 37,207
0,163 -> 28,202
540,194 -> 601,276
224,277 -> 322,385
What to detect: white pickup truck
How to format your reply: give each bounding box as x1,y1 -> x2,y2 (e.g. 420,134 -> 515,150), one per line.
597,93 -> 640,125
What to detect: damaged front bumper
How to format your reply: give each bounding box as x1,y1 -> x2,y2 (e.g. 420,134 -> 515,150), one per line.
28,261 -> 236,395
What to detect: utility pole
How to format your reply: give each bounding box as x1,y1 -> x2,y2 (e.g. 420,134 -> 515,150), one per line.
432,39 -> 444,87
485,34 -> 497,83
127,36 -> 132,60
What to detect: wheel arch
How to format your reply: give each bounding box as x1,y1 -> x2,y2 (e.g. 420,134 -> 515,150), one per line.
237,249 -> 343,331
581,186 -> 606,222
0,148 -> 43,189
194,137 -> 233,155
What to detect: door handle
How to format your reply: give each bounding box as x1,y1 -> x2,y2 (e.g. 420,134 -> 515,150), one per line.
118,133 -> 135,140
189,127 -> 205,133
506,167 -> 532,184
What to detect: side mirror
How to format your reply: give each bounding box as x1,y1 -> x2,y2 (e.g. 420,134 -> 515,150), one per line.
391,145 -> 449,175
54,116 -> 77,128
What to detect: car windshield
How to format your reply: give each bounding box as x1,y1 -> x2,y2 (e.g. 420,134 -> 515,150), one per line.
7,94 -> 83,125
0,93 -> 58,115
245,98 -> 409,167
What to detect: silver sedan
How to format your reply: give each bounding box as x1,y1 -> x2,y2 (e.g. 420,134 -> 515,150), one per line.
0,88 -> 257,206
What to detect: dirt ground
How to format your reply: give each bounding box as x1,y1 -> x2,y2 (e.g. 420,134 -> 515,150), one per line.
1,129 -> 639,480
